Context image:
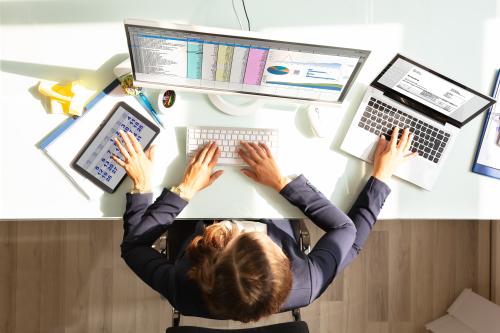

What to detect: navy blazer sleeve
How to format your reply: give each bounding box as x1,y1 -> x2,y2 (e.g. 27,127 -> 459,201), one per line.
336,176 -> 391,273
120,189 -> 188,302
279,175 -> 357,302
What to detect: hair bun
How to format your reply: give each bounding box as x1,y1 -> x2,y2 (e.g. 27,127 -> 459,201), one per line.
187,223 -> 239,294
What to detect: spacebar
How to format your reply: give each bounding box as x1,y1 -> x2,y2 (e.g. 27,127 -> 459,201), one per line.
217,157 -> 245,165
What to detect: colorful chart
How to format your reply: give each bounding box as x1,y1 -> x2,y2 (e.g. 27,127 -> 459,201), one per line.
267,66 -> 289,75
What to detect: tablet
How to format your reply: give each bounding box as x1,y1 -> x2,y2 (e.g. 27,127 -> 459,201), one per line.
72,101 -> 160,193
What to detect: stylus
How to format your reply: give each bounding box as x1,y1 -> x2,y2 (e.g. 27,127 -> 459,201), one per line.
137,93 -> 165,129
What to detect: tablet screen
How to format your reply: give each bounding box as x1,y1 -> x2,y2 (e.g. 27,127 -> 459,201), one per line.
73,102 -> 159,192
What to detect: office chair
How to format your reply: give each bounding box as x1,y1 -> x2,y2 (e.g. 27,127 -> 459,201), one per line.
153,219 -> 311,333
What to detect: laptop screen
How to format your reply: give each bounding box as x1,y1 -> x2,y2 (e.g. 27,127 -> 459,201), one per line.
374,55 -> 495,126
125,21 -> 370,103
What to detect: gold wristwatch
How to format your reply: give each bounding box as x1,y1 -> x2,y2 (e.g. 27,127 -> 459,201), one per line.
170,185 -> 192,201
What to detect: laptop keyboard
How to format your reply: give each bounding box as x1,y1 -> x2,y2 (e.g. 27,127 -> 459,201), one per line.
357,97 -> 451,164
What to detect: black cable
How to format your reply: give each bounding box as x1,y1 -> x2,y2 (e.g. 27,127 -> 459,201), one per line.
241,0 -> 251,31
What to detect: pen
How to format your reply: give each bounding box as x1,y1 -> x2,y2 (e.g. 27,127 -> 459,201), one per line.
137,92 -> 165,128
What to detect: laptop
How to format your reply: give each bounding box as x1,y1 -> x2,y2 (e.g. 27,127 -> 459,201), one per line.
341,54 -> 496,190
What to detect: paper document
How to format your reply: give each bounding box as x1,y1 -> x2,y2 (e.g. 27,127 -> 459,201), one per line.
393,66 -> 473,113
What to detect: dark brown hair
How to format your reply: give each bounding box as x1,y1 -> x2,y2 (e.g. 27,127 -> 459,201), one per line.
187,223 -> 293,322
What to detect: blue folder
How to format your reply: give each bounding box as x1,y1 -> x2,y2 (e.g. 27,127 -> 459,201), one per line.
472,70 -> 500,179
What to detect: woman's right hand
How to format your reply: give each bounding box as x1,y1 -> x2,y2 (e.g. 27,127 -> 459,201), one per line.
372,126 -> 418,182
178,141 -> 224,200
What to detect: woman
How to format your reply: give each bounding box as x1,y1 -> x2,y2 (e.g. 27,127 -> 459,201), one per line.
114,126 -> 416,323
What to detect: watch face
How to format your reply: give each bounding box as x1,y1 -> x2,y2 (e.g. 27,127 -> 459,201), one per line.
170,186 -> 181,195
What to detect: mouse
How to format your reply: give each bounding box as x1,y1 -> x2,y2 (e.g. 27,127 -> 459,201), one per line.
307,105 -> 332,138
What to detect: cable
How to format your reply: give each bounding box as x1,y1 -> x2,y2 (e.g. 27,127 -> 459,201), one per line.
241,0 -> 251,31
232,0 -> 244,30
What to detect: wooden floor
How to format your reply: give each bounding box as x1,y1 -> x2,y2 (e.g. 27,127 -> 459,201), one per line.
0,219 -> 497,333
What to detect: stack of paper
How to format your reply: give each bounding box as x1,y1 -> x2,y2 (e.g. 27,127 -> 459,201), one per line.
426,289 -> 500,333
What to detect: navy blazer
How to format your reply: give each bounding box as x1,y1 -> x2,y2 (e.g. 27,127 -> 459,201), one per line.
121,175 -> 390,318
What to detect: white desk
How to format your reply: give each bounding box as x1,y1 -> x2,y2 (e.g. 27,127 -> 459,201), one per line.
1,0 -> 500,219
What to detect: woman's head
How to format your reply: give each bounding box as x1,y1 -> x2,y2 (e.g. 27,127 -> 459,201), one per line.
187,223 -> 293,322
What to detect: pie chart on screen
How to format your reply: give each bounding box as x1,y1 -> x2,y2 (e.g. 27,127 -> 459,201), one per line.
267,66 -> 289,75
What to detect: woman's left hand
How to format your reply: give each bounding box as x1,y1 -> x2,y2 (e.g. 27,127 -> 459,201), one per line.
111,130 -> 156,192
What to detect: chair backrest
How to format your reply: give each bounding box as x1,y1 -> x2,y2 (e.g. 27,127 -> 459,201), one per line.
165,320 -> 309,333
157,219 -> 311,329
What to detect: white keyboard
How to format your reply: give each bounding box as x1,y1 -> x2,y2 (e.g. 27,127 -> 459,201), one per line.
186,126 -> 279,165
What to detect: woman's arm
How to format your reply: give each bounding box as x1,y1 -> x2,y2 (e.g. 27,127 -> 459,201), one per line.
112,131 -> 224,298
121,190 -> 187,299
238,142 -> 356,301
121,190 -> 188,252
279,175 -> 356,300
337,127 -> 417,273
239,127 -> 416,302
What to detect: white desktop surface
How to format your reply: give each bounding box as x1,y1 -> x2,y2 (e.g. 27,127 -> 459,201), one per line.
1,0 -> 500,220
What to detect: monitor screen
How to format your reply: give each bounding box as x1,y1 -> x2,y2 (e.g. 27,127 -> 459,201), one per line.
125,22 -> 370,103
375,55 -> 494,125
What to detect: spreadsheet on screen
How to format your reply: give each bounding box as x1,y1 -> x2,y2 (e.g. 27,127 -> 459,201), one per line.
127,25 -> 368,102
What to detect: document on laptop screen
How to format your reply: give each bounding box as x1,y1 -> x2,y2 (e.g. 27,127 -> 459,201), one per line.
377,57 -> 492,124
393,66 -> 473,114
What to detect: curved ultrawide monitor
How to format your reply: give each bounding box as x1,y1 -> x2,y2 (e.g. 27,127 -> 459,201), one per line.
125,19 -> 370,104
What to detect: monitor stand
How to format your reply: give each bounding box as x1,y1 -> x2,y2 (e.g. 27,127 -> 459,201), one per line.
208,94 -> 264,116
